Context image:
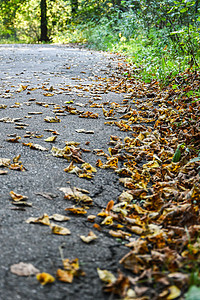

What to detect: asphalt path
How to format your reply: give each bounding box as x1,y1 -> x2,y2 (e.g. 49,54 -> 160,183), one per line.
0,44 -> 130,300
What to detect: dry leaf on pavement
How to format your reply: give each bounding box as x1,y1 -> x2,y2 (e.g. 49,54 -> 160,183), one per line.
10,262 -> 40,276
80,231 -> 98,243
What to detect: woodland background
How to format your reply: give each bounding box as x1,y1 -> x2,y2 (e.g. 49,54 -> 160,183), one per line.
0,0 -> 199,85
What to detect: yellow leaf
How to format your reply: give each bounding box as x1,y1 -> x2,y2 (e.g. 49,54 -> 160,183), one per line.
98,211 -> 109,217
36,272 -> 55,285
97,268 -> 116,284
102,157 -> 118,170
43,93 -> 54,97
143,160 -> 160,170
63,258 -> 79,272
81,163 -> 97,173
101,216 -> 113,225
44,116 -> 60,123
50,224 -> 71,235
167,285 -> 181,300
25,213 -> 50,226
78,172 -> 94,179
65,207 -> 87,214
65,141 -> 80,146
130,226 -> 144,235
44,136 -> 57,142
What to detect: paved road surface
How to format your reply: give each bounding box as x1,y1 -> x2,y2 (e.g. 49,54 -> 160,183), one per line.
0,44 -> 129,300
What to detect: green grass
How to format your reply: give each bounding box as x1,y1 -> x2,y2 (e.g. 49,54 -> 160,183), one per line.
51,18 -> 199,86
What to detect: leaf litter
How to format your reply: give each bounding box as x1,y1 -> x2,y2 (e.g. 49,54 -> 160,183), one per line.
2,50 -> 199,298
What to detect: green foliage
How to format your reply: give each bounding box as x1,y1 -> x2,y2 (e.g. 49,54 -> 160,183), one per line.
172,145 -> 182,162
0,0 -> 199,85
185,285 -> 200,300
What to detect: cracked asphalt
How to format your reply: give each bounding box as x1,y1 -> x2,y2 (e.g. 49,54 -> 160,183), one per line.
0,44 -> 131,300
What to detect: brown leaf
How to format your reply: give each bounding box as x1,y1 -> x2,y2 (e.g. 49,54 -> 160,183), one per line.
56,269 -> 73,283
106,200 -> 114,212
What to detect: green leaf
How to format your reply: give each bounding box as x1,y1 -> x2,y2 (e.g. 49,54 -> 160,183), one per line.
172,147 -> 181,162
180,7 -> 188,13
185,286 -> 200,300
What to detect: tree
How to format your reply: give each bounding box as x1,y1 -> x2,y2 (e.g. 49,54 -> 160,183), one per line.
40,0 -> 49,41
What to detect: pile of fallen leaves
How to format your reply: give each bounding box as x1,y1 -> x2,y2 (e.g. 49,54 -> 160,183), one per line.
90,66 -> 200,299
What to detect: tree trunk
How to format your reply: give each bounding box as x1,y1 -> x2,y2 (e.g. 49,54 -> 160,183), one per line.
71,0 -> 78,16
40,0 -> 49,41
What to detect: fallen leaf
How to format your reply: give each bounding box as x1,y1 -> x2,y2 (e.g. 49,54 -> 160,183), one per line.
167,285 -> 181,299
10,262 -> 40,276
44,116 -> 60,123
25,213 -> 50,225
6,136 -> 21,143
101,216 -> 113,225
0,158 -> 11,167
36,272 -> 55,285
49,214 -> 70,222
23,143 -> 48,151
81,163 -> 97,173
56,269 -> 73,283
93,223 -> 102,231
0,104 -> 7,109
44,136 -> 57,142
57,258 -> 85,283
50,224 -> 71,235
65,207 -> 87,214
59,186 -> 93,205
75,129 -> 94,134
87,215 -> 96,222
43,92 -> 54,97
106,200 -> 115,212
0,170 -> 8,175
35,192 -> 57,200
97,268 -> 116,284
10,191 -> 28,202
80,231 -> 98,243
